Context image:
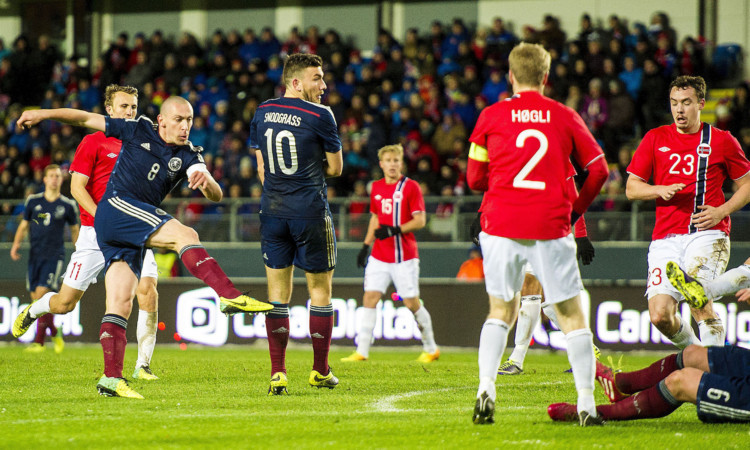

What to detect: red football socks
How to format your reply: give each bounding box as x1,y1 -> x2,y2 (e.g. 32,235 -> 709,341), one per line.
597,381 -> 680,420
309,305 -> 334,374
616,353 -> 680,394
180,245 -> 241,299
266,304 -> 290,375
34,313 -> 57,345
100,315 -> 128,378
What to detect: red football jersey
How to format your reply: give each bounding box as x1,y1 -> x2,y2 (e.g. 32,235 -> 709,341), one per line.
68,132 -> 122,226
628,123 -> 750,240
469,91 -> 605,239
370,176 -> 425,263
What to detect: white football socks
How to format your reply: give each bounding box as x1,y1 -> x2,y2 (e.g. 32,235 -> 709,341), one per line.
355,307 -> 377,358
414,306 -> 438,354
477,318 -> 510,401
704,264 -> 750,299
136,310 -> 158,369
508,296 -> 541,367
565,328 -> 596,415
698,318 -> 725,346
669,315 -> 700,349
29,291 -> 55,318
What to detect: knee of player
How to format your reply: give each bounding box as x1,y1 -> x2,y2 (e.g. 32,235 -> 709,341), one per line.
649,310 -> 675,330
663,370 -> 686,396
136,283 -> 159,308
58,292 -> 83,313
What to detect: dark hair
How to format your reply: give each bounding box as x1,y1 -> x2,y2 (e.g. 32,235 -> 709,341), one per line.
669,75 -> 706,101
282,53 -> 323,87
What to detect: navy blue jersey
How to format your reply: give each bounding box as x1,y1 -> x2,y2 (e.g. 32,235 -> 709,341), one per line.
250,97 -> 341,219
23,193 -> 78,260
104,116 -> 205,206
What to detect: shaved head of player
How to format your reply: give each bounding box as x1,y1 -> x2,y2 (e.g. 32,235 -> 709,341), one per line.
282,53 -> 326,104
158,96 -> 194,145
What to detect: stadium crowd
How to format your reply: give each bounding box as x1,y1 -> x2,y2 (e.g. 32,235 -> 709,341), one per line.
1,11 -> 749,221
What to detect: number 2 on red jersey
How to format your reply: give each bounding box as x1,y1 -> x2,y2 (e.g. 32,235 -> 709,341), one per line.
513,129 -> 548,190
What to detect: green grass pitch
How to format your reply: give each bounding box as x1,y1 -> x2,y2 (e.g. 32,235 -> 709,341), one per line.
1,344 -> 749,449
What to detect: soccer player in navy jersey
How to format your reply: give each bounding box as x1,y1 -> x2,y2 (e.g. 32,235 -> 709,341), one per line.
11,165 -> 79,353
12,85 -> 162,381
16,96 -> 272,399
250,53 -> 343,395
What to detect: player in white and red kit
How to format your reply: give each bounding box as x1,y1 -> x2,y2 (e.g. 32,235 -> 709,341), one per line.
12,85 -> 162,380
342,144 -> 439,363
467,43 -> 608,426
626,75 -> 750,348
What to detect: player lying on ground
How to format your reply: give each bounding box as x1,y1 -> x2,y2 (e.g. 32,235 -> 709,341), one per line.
548,344 -> 750,423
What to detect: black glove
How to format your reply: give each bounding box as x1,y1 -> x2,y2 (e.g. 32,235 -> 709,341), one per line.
575,236 -> 595,265
470,212 -> 482,245
374,225 -> 401,240
357,244 -> 370,268
571,211 -> 581,226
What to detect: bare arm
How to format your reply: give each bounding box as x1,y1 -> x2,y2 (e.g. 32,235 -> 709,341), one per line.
69,224 -> 80,244
363,213 -> 379,246
255,149 -> 265,185
692,173 -> 750,231
399,211 -> 426,234
626,175 -> 686,201
189,170 -> 223,202
17,108 -> 106,132
324,150 -> 343,178
70,173 -> 97,218
10,220 -> 29,261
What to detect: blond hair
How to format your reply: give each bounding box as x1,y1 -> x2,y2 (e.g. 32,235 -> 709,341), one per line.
104,84 -> 138,109
378,144 -> 404,160
43,164 -> 61,177
508,42 -> 551,86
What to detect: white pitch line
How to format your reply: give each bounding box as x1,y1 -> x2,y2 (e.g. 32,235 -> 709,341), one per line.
370,387 -> 462,413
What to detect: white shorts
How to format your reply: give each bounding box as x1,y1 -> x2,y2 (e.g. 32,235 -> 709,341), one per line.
646,230 -> 730,301
480,232 -> 582,305
63,226 -> 159,291
363,257 -> 420,298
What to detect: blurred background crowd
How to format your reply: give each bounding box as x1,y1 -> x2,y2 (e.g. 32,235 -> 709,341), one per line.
1,11 -> 749,227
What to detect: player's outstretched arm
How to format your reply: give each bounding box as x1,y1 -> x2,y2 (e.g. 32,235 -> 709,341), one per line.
17,108 -> 105,132
626,175 -> 685,201
188,170 -> 223,202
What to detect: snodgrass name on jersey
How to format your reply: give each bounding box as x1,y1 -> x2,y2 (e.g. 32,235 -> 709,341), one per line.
264,112 -> 302,127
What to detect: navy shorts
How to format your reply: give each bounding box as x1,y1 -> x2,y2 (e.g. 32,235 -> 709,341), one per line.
260,213 -> 336,273
94,196 -> 172,277
696,346 -> 750,423
27,256 -> 65,292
